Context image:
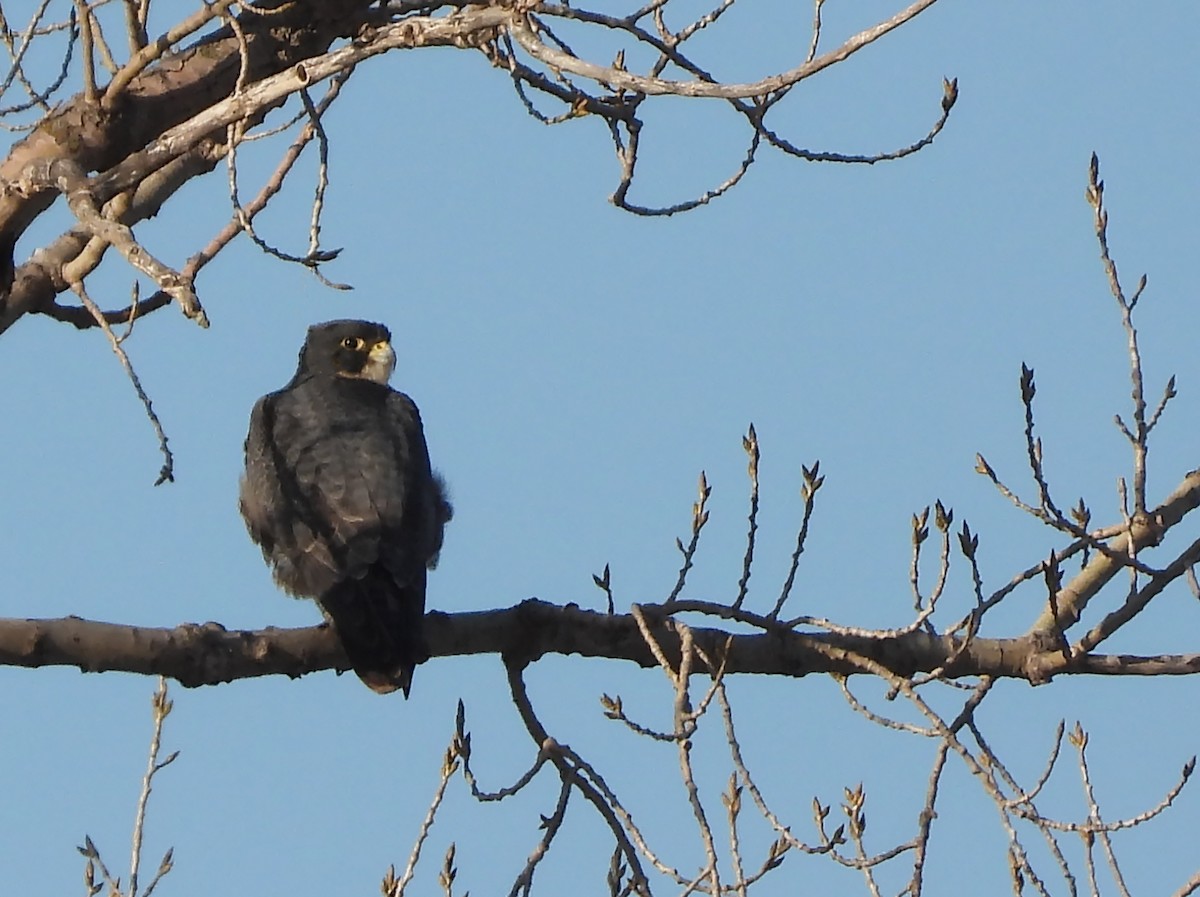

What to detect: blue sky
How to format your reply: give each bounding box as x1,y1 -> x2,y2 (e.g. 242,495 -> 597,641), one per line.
1,1 -> 1198,893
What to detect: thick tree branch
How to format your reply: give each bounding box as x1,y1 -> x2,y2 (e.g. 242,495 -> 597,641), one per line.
2,601 -> 1198,688
87,6 -> 510,204
0,0 -> 375,334
19,156 -> 206,323
1,0 -> 956,333
1027,467 -> 1200,637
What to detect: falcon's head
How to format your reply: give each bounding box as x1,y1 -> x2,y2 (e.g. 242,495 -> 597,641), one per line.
299,320 -> 396,385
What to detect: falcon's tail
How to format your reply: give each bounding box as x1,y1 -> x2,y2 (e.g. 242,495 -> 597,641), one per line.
319,569 -> 428,697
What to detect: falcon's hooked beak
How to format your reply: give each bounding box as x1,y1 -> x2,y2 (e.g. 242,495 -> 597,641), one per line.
362,339 -> 396,385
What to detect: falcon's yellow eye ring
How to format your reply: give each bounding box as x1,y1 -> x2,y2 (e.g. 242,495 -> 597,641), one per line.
341,336 -> 364,350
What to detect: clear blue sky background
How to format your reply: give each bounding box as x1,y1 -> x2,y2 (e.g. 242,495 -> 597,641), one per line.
1,1 -> 1198,893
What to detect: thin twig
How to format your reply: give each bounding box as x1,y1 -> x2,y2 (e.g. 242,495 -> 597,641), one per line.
73,281 -> 175,484
73,0 -> 96,103
129,678 -> 178,897
1087,153 -> 1152,514
665,471 -> 710,604
389,736 -> 461,897
732,423 -> 759,611
770,461 -> 822,618
507,777 -> 572,897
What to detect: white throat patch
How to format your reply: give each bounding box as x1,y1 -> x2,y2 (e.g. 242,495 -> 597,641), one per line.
361,340 -> 397,385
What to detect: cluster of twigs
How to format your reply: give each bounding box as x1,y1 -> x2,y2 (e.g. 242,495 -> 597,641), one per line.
0,0 -> 952,481
369,157 -> 1198,895
0,0 -> 958,320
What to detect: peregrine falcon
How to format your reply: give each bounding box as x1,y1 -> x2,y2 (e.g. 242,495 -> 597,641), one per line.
239,320 -> 451,696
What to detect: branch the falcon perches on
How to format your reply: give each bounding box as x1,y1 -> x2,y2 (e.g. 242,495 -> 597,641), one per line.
240,320 -> 451,696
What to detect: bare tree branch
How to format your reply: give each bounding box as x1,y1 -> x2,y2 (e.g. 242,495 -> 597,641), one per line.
507,0 -> 941,100
4,597 -> 1200,688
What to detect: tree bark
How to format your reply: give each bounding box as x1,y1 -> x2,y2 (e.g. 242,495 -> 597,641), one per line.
2,601 -> 1196,688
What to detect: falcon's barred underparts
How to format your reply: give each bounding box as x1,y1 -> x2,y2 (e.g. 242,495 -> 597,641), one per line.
240,320 -> 451,695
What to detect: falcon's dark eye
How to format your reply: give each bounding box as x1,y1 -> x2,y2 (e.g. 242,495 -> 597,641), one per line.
341,336 -> 364,350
